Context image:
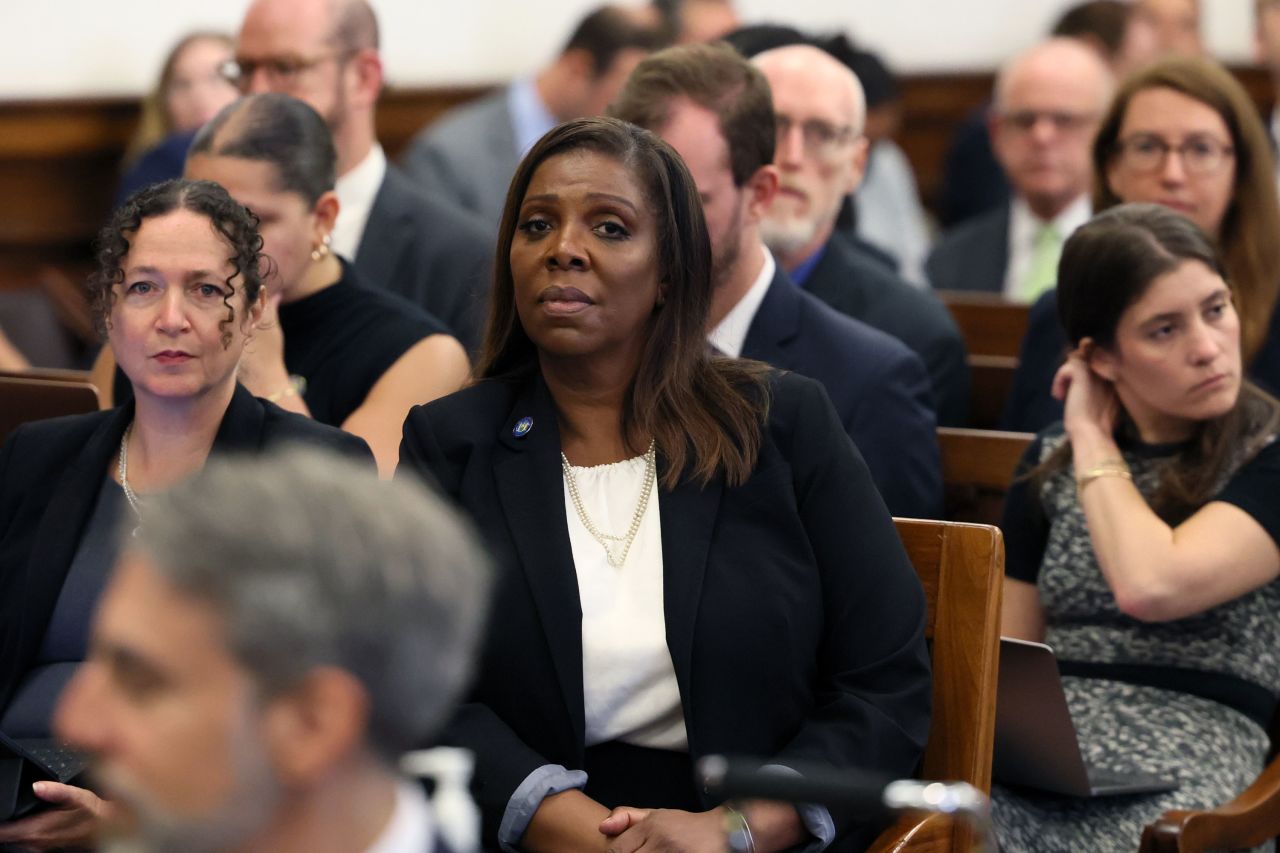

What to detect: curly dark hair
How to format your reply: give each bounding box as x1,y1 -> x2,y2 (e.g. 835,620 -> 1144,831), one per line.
88,178 -> 266,348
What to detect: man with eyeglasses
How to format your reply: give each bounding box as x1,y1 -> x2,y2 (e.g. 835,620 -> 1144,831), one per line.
230,0 -> 492,352
752,44 -> 970,428
1255,0 -> 1280,187
927,39 -> 1114,303
612,42 -> 942,520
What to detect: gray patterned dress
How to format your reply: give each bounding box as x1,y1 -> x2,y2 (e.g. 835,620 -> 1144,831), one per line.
993,422 -> 1280,852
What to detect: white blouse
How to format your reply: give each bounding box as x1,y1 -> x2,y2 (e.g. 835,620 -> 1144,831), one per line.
562,453 -> 687,751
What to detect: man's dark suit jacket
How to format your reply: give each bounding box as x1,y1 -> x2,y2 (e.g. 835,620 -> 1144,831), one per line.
925,203 -> 1010,296
0,384 -> 373,713
398,369 -> 932,852
354,164 -> 493,353
805,234 -> 971,427
743,266 -> 942,519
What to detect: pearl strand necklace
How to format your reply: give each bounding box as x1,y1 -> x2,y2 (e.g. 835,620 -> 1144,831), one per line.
561,440 -> 656,568
118,423 -> 143,537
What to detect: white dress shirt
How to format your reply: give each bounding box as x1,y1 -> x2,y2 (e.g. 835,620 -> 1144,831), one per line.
365,779 -> 435,853
707,250 -> 776,357
332,144 -> 388,260
507,77 -> 558,160
1002,194 -> 1091,302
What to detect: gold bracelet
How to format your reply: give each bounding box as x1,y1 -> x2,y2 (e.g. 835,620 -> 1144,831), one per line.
1076,465 -> 1132,496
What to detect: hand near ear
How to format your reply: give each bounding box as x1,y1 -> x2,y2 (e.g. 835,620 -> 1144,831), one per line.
1054,340 -> 1119,441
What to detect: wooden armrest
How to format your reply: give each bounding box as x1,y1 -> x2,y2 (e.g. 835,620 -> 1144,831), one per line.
1140,756 -> 1280,852
865,812 -> 953,853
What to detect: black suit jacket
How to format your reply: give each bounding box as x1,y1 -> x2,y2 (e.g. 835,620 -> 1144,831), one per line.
0,384 -> 373,712
355,164 -> 493,353
398,370 -> 931,852
925,203 -> 1010,296
743,266 -> 942,519
805,234 -> 971,427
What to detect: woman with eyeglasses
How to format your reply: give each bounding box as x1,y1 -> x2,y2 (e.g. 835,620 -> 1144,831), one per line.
1002,56 -> 1280,432
993,202 -> 1280,850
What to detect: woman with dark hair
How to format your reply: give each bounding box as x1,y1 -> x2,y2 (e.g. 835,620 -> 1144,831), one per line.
995,203 -> 1280,850
98,93 -> 469,475
398,116 -> 931,853
0,179 -> 370,850
1003,55 -> 1280,431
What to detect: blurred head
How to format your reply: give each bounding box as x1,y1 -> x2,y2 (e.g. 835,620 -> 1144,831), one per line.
1133,0 -> 1203,58
754,44 -> 867,266
1060,203 -> 1240,440
89,179 -> 266,402
478,118 -> 709,385
56,447 -> 491,853
231,0 -> 381,150
610,42 -> 777,290
1256,0 -> 1280,76
1051,0 -> 1159,79
673,0 -> 740,44
187,94 -> 339,300
159,33 -> 239,134
990,38 -> 1114,220
548,6 -> 665,120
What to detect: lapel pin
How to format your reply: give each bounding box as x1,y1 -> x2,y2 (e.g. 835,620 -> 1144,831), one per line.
512,417 -> 533,438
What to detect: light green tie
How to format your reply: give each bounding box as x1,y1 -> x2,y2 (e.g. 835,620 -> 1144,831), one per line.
1022,223 -> 1062,302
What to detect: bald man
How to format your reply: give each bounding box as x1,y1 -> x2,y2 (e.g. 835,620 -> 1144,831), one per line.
927,38 -> 1114,302
231,0 -> 492,351
754,45 -> 970,426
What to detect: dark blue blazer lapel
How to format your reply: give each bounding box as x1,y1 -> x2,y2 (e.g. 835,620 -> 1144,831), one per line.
658,462 -> 721,755
741,266 -> 800,365
490,375 -> 586,745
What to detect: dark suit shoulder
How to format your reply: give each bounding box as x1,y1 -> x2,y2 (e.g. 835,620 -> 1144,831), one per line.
377,164 -> 492,243
411,90 -> 508,150
926,205 -> 1009,293
0,410 -> 114,477
796,288 -> 922,371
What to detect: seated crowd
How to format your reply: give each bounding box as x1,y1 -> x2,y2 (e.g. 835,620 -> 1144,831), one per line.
3,0 -> 1280,852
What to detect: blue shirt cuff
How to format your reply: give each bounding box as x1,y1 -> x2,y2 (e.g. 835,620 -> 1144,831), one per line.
760,764 -> 835,852
498,763 -> 589,852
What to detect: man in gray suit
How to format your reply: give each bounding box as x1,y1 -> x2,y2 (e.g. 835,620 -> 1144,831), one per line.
926,39 -> 1112,302
232,0 -> 492,350
401,6 -> 662,230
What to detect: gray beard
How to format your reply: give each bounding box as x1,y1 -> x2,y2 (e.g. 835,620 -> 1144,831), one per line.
760,213 -> 820,259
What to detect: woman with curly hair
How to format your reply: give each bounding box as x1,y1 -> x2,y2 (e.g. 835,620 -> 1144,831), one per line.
0,178 -> 370,850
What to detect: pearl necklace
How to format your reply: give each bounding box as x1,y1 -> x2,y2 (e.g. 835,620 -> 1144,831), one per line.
561,440 -> 656,568
118,423 -> 143,536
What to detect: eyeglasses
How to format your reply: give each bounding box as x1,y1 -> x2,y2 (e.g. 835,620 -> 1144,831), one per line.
1113,134 -> 1235,176
995,109 -> 1098,135
774,114 -> 855,161
218,50 -> 354,91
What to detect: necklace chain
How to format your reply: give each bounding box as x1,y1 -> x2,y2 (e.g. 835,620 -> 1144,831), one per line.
118,423 -> 143,534
561,440 -> 656,568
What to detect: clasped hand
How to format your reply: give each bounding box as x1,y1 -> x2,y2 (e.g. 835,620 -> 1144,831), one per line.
598,806 -> 728,853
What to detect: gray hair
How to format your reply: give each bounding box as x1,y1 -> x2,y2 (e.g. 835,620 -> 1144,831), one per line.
129,446 -> 491,764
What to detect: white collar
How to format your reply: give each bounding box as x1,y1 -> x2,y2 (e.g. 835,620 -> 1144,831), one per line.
1003,194 -> 1091,300
364,778 -> 434,853
331,144 -> 388,260
707,248 -> 776,358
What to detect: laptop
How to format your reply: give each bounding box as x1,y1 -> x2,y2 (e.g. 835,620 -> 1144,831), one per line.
994,637 -> 1179,797
0,730 -> 89,821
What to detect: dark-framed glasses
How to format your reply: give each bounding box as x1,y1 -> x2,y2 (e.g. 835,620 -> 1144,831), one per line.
1114,134 -> 1235,176
996,109 -> 1098,135
774,114 -> 855,161
218,50 -> 354,91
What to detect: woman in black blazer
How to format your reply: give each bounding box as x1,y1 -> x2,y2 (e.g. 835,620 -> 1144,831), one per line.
0,179 -> 370,850
397,118 -> 931,853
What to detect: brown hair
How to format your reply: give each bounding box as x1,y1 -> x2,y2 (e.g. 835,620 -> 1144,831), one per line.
1092,56 -> 1280,365
561,5 -> 665,77
608,41 -> 775,187
1035,203 -> 1280,521
475,117 -> 771,489
123,32 -> 234,166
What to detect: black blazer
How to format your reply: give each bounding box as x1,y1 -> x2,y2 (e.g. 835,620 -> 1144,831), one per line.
0,384 -> 373,712
743,265 -> 942,519
805,234 -> 972,427
398,369 -> 932,851
925,203 -> 1010,296
355,164 -> 493,354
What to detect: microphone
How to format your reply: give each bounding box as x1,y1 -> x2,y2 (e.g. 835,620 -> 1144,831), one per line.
697,755 -> 989,819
